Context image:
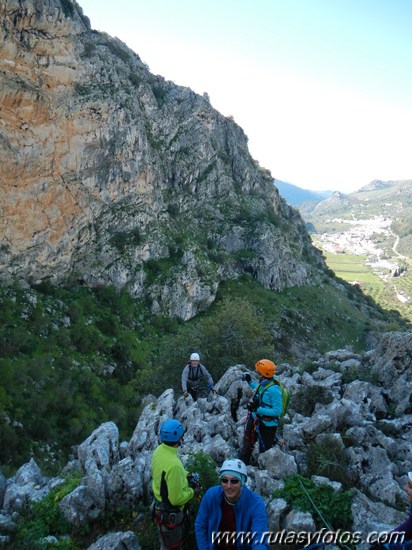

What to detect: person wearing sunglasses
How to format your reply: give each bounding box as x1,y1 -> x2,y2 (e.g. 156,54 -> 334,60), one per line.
194,458 -> 269,549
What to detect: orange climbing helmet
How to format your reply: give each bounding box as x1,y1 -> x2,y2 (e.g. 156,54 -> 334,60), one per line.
255,359 -> 276,378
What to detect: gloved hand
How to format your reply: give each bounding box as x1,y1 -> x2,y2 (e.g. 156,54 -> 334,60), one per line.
242,373 -> 251,383
183,390 -> 189,397
187,472 -> 200,487
247,394 -> 260,412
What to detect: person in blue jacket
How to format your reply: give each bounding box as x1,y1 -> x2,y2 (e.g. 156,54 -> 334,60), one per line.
238,359 -> 282,465
370,471 -> 412,550
195,458 -> 269,550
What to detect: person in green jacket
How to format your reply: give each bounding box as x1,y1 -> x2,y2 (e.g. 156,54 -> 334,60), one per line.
151,418 -> 196,549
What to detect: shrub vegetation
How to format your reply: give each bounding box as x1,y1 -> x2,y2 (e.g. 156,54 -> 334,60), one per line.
273,474 -> 353,531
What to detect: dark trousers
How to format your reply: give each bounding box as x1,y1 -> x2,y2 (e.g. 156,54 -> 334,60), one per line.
188,387 -> 198,401
238,415 -> 277,465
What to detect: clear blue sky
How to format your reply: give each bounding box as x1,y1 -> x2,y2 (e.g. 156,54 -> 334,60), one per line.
78,0 -> 412,193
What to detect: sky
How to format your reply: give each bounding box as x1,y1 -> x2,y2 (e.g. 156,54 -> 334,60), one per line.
78,0 -> 412,193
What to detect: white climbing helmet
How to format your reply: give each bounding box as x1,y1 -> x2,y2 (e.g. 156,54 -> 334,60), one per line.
190,353 -> 200,361
219,458 -> 248,481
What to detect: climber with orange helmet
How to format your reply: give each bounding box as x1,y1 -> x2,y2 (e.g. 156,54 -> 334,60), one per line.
238,359 -> 282,465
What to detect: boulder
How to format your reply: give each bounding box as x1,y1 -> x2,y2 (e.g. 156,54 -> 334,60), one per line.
87,531 -> 141,549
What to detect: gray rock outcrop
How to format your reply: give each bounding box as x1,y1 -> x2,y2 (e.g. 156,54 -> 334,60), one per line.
0,331 -> 411,548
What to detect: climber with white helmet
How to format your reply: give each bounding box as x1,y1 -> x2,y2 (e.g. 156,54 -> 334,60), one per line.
194,458 -> 269,549
151,418 -> 198,549
181,352 -> 215,401
238,359 -> 283,465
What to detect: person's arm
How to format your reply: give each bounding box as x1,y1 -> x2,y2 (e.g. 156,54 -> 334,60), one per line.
200,364 -> 214,386
166,464 -> 194,507
181,365 -> 189,392
195,490 -> 212,550
249,493 -> 270,549
257,384 -> 282,418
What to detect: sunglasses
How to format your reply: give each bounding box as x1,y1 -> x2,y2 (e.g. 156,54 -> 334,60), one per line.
221,477 -> 240,485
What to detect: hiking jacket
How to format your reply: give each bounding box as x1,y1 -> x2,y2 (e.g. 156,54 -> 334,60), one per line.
194,485 -> 269,550
249,378 -> 282,427
151,443 -> 194,510
389,505 -> 412,548
181,362 -> 213,391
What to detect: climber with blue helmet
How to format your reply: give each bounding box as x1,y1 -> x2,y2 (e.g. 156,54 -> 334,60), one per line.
195,458 -> 269,549
151,418 -> 197,549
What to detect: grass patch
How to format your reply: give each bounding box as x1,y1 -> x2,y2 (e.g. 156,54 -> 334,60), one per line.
273,474 -> 353,531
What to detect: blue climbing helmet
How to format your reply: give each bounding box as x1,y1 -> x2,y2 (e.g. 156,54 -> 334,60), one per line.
160,419 -> 185,443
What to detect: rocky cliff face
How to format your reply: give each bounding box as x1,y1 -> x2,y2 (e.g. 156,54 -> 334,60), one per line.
0,0 -> 325,319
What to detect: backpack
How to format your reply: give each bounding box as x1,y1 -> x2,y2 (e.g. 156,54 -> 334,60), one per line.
274,379 -> 290,418
258,379 -> 290,418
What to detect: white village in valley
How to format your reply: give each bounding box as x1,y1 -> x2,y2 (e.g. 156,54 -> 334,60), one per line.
313,215 -> 411,304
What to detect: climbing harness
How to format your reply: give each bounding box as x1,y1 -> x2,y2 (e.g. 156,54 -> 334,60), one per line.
152,499 -> 189,549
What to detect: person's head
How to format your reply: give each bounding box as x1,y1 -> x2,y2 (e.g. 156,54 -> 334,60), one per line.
219,459 -> 247,502
405,471 -> 412,503
255,359 -> 276,379
190,352 -> 200,366
159,419 -> 185,447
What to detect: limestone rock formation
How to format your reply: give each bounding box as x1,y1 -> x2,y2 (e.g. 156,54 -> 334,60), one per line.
0,0 -> 325,319
1,331 -> 411,548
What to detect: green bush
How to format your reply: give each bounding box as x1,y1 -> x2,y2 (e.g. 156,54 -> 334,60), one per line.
291,385 -> 334,417
306,435 -> 350,486
60,0 -> 74,18
183,451 -> 220,548
273,474 -> 353,531
11,471 -> 82,549
155,296 -> 274,392
0,283 -> 152,472
106,39 -> 131,64
184,450 -> 220,495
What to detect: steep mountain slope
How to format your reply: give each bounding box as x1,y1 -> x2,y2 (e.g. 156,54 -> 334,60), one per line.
0,0 -> 325,319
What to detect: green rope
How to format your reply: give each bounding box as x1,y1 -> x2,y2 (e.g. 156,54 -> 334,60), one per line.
297,478 -> 352,550
298,477 -> 333,531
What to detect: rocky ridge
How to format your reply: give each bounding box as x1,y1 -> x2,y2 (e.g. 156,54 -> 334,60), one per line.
0,331 -> 411,548
0,0 -> 325,319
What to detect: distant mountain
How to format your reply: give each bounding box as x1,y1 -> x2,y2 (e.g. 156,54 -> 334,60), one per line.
358,179 -> 405,192
299,191 -> 356,217
300,179 -> 412,258
274,180 -> 333,206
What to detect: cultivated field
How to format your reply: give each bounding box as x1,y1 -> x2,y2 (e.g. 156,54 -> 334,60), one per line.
321,250 -> 412,323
